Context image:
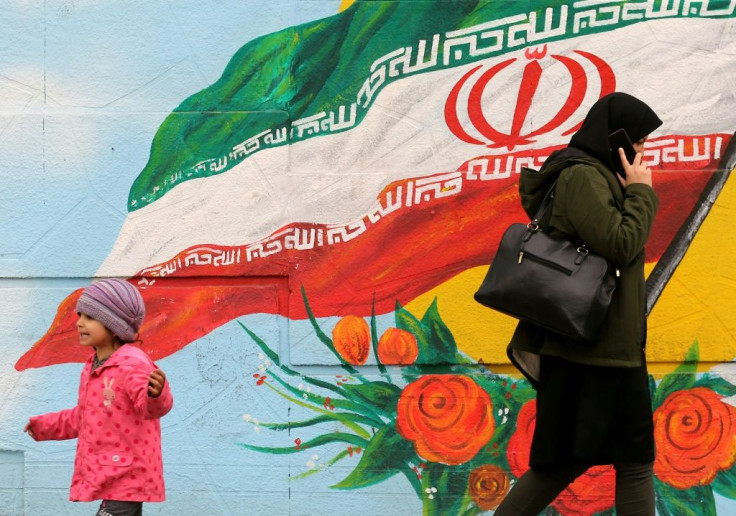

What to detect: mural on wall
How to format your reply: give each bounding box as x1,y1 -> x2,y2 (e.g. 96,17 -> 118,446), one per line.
16,0 -> 736,369
5,0 -> 736,514
239,291 -> 736,515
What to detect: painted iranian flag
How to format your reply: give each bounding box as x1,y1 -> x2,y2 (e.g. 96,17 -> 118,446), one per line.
17,0 -> 736,369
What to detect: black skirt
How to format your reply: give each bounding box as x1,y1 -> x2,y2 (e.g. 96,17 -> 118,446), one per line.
530,354 -> 654,467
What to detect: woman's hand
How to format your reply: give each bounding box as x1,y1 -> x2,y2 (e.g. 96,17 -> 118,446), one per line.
147,369 -> 167,398
617,147 -> 652,188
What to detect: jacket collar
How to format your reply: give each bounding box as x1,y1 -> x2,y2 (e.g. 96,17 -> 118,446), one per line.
520,147 -> 624,220
88,344 -> 141,374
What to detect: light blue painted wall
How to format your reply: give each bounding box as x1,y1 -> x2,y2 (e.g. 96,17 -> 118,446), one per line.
2,2 -> 736,515
0,2 -> 422,514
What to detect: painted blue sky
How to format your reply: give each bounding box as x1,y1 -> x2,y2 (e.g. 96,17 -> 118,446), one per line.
0,6 -> 423,515
0,0 -> 343,276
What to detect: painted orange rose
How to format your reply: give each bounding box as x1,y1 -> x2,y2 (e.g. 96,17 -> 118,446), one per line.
654,387 -> 736,489
506,400 -> 536,479
331,315 -> 370,365
397,375 -> 494,465
468,464 -> 509,511
553,465 -> 614,516
377,327 -> 418,365
507,400 -> 614,515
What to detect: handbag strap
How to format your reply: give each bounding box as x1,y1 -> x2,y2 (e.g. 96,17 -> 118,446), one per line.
526,175 -> 622,277
529,168 -> 623,230
528,180 -> 558,230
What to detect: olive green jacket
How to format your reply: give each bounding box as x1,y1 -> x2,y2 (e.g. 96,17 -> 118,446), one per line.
507,152 -> 658,384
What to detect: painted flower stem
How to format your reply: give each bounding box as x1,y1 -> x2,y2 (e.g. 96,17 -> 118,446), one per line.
263,366 -> 387,426
239,432 -> 368,455
420,468 -> 440,516
370,300 -> 392,382
243,287 -> 736,516
258,412 -> 380,431
294,448 -> 354,481
261,381 -> 374,438
239,320 -> 353,398
301,286 -> 370,382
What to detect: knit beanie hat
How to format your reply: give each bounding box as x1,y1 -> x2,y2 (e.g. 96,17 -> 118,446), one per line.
76,279 -> 145,342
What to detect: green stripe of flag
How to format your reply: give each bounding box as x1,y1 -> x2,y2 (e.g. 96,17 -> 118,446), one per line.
128,0 -> 736,211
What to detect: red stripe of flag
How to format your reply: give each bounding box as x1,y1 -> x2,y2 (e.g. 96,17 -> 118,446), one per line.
15,142 -> 721,370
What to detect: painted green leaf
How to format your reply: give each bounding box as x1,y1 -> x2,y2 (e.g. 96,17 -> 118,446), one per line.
396,304 -> 454,364
370,299 -> 389,376
420,297 -> 447,330
485,425 -> 514,470
654,341 -> 699,407
331,424 -> 415,490
239,431 -> 367,455
694,374 -> 736,398
302,286 -> 360,376
649,374 -> 658,402
475,374 -> 534,410
395,303 -> 433,359
260,412 -> 378,431
421,298 -> 467,364
655,478 -> 716,516
424,462 -> 473,516
713,467 -> 736,499
238,320 -> 353,398
428,317 -> 460,362
342,381 -> 402,412
654,497 -> 673,516
654,478 -> 676,516
460,505 -> 482,516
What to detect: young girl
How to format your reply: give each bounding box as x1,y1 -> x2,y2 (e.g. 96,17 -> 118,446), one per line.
25,278 -> 174,516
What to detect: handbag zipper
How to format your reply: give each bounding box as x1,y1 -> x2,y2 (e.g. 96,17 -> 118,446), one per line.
517,250 -> 574,275
520,250 -> 619,277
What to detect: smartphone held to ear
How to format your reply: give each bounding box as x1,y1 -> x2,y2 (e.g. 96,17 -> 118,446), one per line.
608,128 -> 637,178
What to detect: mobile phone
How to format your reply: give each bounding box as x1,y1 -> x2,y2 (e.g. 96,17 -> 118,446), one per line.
608,128 -> 637,178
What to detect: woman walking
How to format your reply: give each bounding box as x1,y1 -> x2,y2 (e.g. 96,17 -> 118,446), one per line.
495,92 -> 662,516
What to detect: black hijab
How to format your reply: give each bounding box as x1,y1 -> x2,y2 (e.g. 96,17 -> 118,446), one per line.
568,92 -> 662,173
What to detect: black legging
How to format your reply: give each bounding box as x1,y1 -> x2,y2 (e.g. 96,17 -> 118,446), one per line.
494,460 -> 654,516
95,500 -> 143,516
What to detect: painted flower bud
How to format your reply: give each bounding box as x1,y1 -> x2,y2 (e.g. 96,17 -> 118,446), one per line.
377,327 -> 419,365
331,315 -> 370,365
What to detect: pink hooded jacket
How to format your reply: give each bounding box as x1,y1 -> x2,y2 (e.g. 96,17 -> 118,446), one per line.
29,344 -> 173,502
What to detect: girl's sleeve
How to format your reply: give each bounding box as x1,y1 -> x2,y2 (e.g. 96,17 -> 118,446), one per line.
125,363 -> 173,420
28,406 -> 80,441
28,366 -> 86,441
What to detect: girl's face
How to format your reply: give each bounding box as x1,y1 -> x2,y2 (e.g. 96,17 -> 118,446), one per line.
76,312 -> 116,349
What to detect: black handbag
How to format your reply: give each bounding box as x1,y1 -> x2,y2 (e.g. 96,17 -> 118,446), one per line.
474,178 -> 618,342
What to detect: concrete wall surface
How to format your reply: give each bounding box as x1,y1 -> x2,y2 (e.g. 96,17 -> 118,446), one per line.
2,1 -> 735,514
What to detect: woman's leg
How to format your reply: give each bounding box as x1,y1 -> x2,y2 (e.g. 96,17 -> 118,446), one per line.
494,461 -> 590,516
614,461 -> 655,516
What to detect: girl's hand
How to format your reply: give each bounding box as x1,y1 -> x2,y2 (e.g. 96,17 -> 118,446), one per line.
148,369 -> 166,398
617,147 -> 652,188
24,421 -> 36,440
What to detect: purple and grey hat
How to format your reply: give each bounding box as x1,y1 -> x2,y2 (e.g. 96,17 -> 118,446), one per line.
76,278 -> 145,342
